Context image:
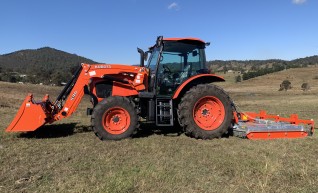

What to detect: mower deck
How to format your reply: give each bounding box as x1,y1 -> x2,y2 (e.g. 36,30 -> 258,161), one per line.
233,111 -> 314,139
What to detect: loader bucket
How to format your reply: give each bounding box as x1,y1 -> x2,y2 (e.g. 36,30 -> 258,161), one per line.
6,94 -> 49,132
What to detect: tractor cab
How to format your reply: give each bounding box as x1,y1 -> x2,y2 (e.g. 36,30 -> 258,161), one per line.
145,36 -> 210,96
137,36 -> 216,126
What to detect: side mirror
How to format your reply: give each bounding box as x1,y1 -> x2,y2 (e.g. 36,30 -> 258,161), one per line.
156,36 -> 163,47
192,50 -> 198,57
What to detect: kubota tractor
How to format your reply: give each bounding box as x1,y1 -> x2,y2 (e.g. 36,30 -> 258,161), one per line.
6,36 -> 314,140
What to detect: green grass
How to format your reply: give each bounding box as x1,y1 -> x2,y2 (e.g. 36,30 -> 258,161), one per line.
1,67 -> 318,193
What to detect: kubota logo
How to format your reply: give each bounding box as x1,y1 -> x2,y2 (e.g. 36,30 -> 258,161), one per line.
95,65 -> 111,69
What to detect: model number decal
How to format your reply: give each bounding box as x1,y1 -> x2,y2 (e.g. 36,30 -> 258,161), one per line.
95,65 -> 111,69
71,91 -> 77,100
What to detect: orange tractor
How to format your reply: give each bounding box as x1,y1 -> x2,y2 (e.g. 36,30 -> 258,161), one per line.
5,36 -> 314,140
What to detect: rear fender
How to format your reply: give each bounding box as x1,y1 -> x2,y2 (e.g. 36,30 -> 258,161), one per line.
172,74 -> 225,100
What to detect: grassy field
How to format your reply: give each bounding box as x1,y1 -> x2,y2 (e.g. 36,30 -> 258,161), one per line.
1,67 -> 318,193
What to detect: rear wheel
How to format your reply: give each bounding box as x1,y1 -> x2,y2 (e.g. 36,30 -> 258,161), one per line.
91,96 -> 138,140
178,84 -> 233,139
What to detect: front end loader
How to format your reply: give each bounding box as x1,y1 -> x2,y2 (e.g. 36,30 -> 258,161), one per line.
6,94 -> 53,132
5,36 -> 315,140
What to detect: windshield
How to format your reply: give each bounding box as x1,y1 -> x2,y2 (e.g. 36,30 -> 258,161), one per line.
146,41 -> 207,96
159,41 -> 206,83
147,47 -> 160,72
160,41 -> 206,72
157,41 -> 207,95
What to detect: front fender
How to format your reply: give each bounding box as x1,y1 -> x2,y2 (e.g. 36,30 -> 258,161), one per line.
172,74 -> 225,99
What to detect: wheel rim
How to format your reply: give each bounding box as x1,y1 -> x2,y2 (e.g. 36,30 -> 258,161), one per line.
193,96 -> 226,131
102,107 -> 131,135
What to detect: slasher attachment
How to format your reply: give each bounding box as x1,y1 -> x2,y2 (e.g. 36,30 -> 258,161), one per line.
233,111 -> 314,139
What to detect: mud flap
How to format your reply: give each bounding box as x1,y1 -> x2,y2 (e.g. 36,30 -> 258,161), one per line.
6,94 -> 49,132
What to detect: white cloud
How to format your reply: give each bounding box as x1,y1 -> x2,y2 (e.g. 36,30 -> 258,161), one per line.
292,0 -> 307,5
168,2 -> 180,11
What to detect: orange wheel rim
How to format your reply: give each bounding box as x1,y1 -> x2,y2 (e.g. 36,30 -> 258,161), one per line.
102,107 -> 131,135
193,96 -> 225,131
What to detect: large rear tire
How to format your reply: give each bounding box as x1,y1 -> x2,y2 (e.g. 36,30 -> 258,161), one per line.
178,84 -> 233,139
91,96 -> 138,140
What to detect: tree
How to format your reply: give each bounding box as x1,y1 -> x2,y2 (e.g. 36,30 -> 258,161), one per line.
223,65 -> 228,74
279,80 -> 292,91
9,76 -> 17,83
301,83 -> 310,91
50,71 -> 71,85
242,73 -> 249,80
235,75 -> 242,83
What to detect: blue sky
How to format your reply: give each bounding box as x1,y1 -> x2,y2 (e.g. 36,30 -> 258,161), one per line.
0,0 -> 317,64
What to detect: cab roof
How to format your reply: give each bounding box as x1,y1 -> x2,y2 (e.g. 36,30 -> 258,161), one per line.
163,37 -> 205,44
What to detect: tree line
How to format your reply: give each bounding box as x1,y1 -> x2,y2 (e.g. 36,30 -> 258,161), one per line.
208,55 -> 318,81
0,47 -> 317,84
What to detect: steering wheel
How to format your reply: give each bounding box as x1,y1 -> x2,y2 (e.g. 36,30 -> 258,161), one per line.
162,65 -> 172,73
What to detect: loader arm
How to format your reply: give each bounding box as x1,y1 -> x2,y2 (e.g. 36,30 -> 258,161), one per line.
5,64 -> 92,132
6,63 -> 148,132
53,64 -> 91,121
55,63 -> 149,120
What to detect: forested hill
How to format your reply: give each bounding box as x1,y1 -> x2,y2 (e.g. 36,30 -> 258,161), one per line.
207,55 -> 318,73
0,47 -> 97,72
207,55 -> 318,81
0,46 -> 317,85
0,47 -> 97,84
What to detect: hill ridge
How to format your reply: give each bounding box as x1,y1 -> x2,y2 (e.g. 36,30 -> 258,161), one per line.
0,47 -> 317,84
0,47 -> 97,84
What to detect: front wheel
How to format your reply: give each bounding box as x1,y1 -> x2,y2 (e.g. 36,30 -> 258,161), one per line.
91,96 -> 138,140
178,84 -> 233,139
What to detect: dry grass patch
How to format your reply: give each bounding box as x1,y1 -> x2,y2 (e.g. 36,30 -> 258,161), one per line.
1,67 -> 318,193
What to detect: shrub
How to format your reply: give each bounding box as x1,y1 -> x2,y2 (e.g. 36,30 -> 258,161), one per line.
279,80 -> 292,91
235,75 -> 242,83
301,83 -> 310,91
9,76 -> 17,83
